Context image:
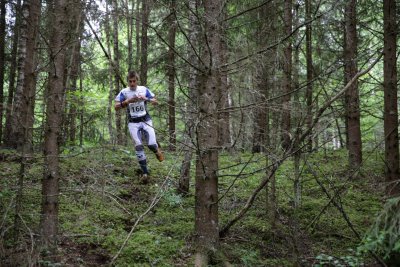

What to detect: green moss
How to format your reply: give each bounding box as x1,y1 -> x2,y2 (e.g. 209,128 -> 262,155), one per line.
0,147 -> 386,266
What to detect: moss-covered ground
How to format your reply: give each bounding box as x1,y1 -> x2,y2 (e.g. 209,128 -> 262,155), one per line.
0,146 -> 385,266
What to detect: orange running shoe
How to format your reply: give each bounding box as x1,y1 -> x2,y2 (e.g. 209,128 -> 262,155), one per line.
155,149 -> 164,162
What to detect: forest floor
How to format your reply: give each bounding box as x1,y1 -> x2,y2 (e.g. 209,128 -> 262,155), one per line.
0,146 -> 386,266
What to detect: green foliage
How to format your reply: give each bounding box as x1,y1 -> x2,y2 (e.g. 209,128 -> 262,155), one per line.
358,197 -> 400,261
240,248 -> 260,266
313,251 -> 363,267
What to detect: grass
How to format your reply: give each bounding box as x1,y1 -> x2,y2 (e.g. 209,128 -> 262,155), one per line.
0,146 -> 386,266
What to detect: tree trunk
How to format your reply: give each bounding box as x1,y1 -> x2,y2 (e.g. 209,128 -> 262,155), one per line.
135,0 -> 141,68
178,0 -> 199,195
217,6 -> 230,149
383,0 -> 399,196
3,0 -> 22,146
0,0 -> 6,144
252,3 -> 270,154
305,0 -> 313,152
40,0 -> 67,248
7,0 -> 40,151
66,2 -> 83,145
344,0 -> 362,168
140,0 -> 150,85
126,0 -> 134,71
167,0 -> 177,151
105,1 -> 115,144
79,68 -> 84,146
259,1 -> 277,227
293,3 -> 301,208
252,71 -> 267,154
113,0 -> 123,145
12,0 -> 40,241
194,0 -> 223,264
281,0 -> 292,150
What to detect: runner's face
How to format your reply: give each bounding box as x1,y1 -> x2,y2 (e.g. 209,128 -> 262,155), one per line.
129,78 -> 137,88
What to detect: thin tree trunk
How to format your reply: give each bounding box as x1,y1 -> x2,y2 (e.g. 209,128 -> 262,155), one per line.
135,0 -> 141,68
0,0 -> 6,144
252,3 -> 269,154
167,0 -> 177,151
261,0 -> 277,228
66,3 -> 83,145
383,0 -> 399,196
178,0 -> 199,195
305,0 -> 313,152
281,0 -> 292,150
79,66 -> 84,146
113,0 -> 123,145
126,0 -> 133,71
217,6 -> 230,149
3,0 -> 22,146
344,0 -> 362,168
40,0 -> 67,248
293,2 -> 301,208
106,1 -> 115,144
268,80 -> 280,228
140,0 -> 150,85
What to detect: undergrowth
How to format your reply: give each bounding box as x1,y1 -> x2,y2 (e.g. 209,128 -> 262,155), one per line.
0,146 -> 386,266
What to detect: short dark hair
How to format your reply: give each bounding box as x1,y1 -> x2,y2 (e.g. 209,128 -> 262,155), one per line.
127,70 -> 139,80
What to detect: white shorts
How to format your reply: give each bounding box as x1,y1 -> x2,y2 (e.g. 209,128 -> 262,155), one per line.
128,120 -> 157,146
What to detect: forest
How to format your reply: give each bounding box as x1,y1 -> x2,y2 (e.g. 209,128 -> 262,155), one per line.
0,0 -> 399,266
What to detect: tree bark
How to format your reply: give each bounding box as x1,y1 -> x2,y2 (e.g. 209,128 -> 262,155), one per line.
113,0 -> 123,145
40,0 -> 67,248
126,0 -> 134,71
0,0 -> 6,144
79,68 -> 84,146
305,0 -> 313,152
3,0 -> 22,146
140,0 -> 150,85
7,0 -> 40,151
167,0 -> 177,151
383,0 -> 399,196
135,0 -> 141,68
217,5 -> 230,149
12,0 -> 40,240
66,2 -> 83,145
178,0 -> 199,195
105,1 -> 115,144
194,0 -> 223,263
344,0 -> 362,168
281,0 -> 292,150
293,2 -> 301,208
252,3 -> 270,154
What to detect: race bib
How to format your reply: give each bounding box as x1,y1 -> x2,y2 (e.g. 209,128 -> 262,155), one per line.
128,101 -> 146,118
